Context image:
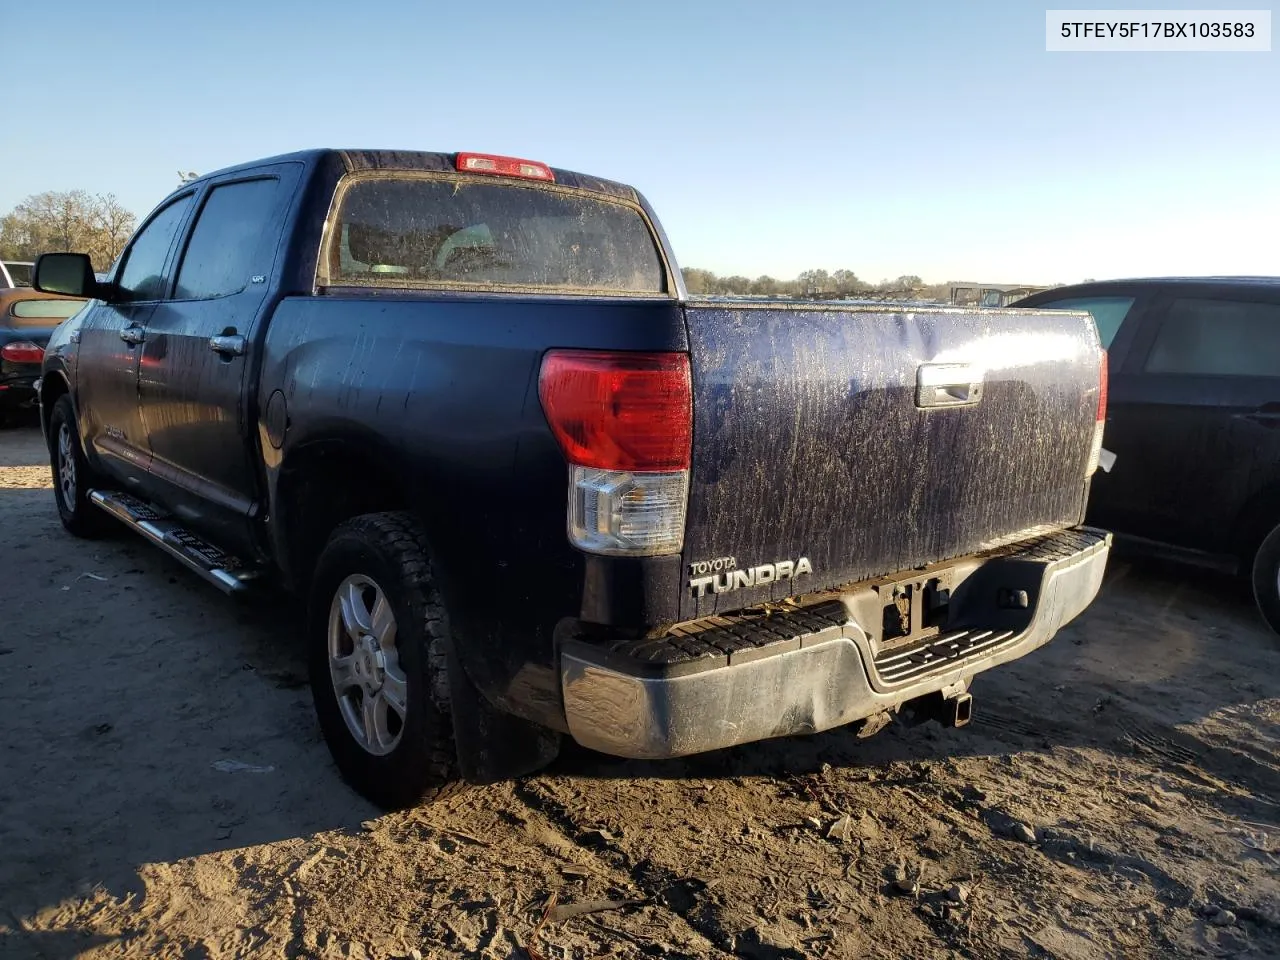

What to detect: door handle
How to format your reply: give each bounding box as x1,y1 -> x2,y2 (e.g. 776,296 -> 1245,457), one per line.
916,362 -> 984,409
119,326 -> 145,345
209,334 -> 246,357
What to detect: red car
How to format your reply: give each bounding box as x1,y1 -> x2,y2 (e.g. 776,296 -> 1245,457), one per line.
1,267 -> 85,425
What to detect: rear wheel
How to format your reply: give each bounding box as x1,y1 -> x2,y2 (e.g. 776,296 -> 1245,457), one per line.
1250,522 -> 1280,637
307,512 -> 461,809
47,395 -> 113,538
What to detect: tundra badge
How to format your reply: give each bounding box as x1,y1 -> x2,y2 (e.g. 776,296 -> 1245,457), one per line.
689,556 -> 813,598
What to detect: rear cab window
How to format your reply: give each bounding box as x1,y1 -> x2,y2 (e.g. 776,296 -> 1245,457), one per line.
1032,296 -> 1136,348
321,174 -> 669,296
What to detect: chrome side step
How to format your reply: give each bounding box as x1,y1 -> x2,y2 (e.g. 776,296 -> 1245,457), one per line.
88,490 -> 263,595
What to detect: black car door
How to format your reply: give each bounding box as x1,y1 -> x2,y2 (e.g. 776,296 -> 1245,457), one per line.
1103,288 -> 1280,555
1011,287 -> 1153,536
136,165 -> 300,555
75,192 -> 195,490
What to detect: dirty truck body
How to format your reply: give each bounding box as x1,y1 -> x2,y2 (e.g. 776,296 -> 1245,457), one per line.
35,149 -> 1111,808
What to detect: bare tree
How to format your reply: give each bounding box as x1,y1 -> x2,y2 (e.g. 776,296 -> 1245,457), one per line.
0,191 -> 137,270
90,193 -> 137,269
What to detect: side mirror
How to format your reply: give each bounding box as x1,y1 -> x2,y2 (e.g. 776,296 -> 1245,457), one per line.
32,253 -> 98,298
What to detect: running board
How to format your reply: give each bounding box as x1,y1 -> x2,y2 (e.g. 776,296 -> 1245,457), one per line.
88,490 -> 263,594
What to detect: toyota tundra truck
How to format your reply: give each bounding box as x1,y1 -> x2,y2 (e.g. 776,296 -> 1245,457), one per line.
33,149 -> 1111,809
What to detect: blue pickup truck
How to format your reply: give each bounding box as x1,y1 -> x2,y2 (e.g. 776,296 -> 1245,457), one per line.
33,149 -> 1111,808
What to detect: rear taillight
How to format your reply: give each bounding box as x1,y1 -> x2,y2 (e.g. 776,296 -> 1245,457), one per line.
539,350 -> 692,556
1,341 -> 44,364
1086,349 -> 1108,475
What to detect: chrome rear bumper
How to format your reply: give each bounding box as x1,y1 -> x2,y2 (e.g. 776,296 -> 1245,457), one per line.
560,527 -> 1110,759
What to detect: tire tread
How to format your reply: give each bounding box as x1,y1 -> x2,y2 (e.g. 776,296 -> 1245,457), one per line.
309,511 -> 461,808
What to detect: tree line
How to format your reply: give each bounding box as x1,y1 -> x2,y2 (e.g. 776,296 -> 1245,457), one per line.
683,268 -> 949,300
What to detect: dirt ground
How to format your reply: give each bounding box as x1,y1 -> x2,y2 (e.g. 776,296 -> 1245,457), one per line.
1,419 -> 1278,960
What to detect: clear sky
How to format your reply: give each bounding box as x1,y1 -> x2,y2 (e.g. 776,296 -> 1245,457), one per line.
2,0 -> 1275,285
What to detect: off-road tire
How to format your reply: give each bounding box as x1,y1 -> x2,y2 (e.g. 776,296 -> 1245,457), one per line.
47,394 -> 113,538
1250,522 -> 1280,637
308,512 -> 461,809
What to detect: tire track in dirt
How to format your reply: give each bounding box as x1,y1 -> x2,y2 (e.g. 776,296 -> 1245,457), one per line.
974,701 -> 1280,823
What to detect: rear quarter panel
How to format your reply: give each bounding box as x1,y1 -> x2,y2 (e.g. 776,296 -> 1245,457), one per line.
258,292 -> 687,722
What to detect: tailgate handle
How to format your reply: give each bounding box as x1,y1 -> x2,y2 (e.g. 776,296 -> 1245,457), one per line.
916,363 -> 983,409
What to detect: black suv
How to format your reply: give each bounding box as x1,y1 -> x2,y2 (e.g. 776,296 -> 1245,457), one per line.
1014,277 -> 1280,634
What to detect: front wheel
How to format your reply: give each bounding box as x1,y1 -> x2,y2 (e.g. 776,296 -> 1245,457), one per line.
47,395 -> 113,538
307,512 -> 460,809
1250,522 -> 1280,637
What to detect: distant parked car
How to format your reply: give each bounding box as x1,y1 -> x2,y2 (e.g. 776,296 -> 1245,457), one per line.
1013,277 -> 1280,633
0,261 -> 85,424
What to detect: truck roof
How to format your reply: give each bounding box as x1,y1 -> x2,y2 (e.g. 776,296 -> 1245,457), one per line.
187,148 -> 642,203
1057,276 -> 1280,289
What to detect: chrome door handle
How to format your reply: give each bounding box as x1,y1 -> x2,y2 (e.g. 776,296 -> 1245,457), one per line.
209,335 -> 246,357
916,362 -> 984,409
119,326 -> 145,345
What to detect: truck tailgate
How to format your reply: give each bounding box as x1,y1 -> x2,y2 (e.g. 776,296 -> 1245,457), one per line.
680,301 -> 1101,619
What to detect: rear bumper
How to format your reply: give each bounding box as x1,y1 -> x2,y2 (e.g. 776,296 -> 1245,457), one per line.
560,527 -> 1110,759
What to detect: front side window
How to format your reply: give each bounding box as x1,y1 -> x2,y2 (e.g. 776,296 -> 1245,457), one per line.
1145,297 -> 1280,377
1034,296 -> 1135,348
175,179 -> 280,300
116,195 -> 194,302
324,176 -> 667,295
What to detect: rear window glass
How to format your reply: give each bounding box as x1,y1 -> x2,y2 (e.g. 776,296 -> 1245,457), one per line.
325,176 -> 667,295
11,299 -> 85,319
1033,296 -> 1135,347
4,263 -> 33,286
1145,297 -> 1280,377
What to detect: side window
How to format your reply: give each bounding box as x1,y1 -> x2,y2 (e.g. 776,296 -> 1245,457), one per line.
1145,298 -> 1280,377
1034,296 -> 1135,348
116,195 -> 194,302
174,178 -> 280,300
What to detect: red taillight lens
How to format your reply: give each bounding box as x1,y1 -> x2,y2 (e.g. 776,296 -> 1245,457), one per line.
456,152 -> 555,182
538,350 -> 692,473
1,341 -> 44,364
1097,349 -> 1108,421
1085,349 -> 1109,476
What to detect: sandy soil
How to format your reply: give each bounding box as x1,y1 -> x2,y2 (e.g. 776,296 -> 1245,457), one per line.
1,418 -> 1278,960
